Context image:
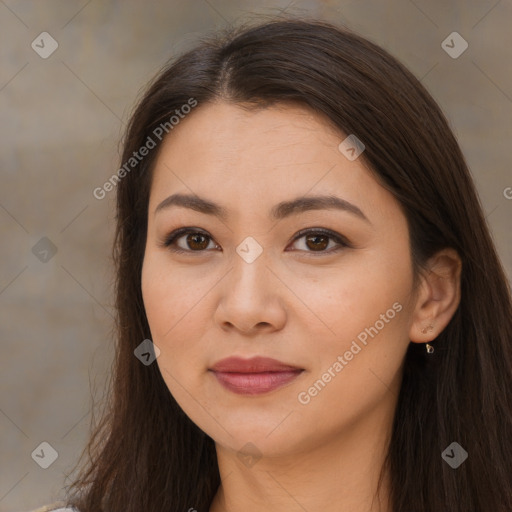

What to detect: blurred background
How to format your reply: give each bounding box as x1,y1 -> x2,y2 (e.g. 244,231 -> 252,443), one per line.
1,1 -> 510,510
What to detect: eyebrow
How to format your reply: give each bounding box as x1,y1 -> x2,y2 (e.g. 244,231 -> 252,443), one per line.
154,193 -> 370,223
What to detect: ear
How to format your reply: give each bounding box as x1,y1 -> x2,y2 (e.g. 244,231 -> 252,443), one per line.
409,248 -> 462,343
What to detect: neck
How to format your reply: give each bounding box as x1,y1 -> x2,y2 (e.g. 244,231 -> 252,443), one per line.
209,395 -> 395,512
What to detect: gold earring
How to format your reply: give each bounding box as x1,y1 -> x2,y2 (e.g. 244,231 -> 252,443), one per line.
422,323 -> 435,354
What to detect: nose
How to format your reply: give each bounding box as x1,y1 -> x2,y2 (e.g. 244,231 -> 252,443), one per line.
213,251 -> 287,335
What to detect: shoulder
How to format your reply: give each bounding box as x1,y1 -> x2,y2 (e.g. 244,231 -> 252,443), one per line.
28,503 -> 78,512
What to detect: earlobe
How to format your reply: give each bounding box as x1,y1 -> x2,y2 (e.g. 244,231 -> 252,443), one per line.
409,248 -> 462,343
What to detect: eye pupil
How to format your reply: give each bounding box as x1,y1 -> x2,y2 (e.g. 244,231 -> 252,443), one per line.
305,234 -> 329,251
187,233 -> 209,250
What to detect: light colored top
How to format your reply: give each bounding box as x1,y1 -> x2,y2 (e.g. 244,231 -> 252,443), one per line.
29,504 -> 77,512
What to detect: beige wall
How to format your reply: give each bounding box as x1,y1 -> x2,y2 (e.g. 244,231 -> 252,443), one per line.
1,1 -> 510,510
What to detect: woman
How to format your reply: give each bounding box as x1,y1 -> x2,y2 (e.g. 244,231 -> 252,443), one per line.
36,17 -> 512,512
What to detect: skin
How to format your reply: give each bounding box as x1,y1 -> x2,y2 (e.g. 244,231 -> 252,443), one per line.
141,101 -> 462,512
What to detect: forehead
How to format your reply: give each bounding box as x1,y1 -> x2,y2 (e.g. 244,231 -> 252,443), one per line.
148,101 -> 400,226
152,100 -> 344,172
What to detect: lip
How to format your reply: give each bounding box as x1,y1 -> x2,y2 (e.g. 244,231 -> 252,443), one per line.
210,356 -> 302,373
209,356 -> 304,395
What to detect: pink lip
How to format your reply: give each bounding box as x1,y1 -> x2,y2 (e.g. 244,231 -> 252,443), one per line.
209,356 -> 304,395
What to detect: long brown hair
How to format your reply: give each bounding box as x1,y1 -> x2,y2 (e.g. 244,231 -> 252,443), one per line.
63,17 -> 512,512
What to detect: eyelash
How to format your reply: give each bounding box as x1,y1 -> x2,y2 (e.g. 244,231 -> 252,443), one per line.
159,227 -> 351,256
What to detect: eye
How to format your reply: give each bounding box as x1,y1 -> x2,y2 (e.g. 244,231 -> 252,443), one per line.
159,227 -> 351,255
287,228 -> 350,255
160,227 -> 219,254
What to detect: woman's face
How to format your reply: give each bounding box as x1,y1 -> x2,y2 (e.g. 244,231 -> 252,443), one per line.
141,100 -> 418,458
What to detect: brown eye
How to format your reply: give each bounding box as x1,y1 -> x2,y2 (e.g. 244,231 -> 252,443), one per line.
304,233 -> 329,251
185,233 -> 210,250
162,228 -> 218,253
289,228 -> 349,255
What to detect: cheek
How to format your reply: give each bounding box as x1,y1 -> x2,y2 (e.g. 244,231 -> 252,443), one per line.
293,249 -> 412,393
290,279 -> 410,437
141,253 -> 213,388
290,250 -> 412,340
142,268 -> 215,438
141,252 -> 205,340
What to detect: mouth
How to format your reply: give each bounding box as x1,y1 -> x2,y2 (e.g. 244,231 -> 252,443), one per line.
209,356 -> 304,395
